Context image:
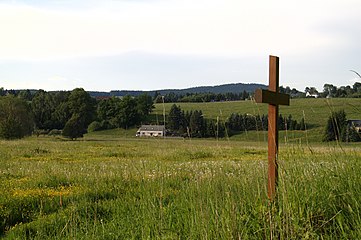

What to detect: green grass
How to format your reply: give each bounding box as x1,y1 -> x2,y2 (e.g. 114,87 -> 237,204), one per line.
153,98 -> 361,123
1,133 -> 361,239
152,98 -> 361,142
153,98 -> 361,125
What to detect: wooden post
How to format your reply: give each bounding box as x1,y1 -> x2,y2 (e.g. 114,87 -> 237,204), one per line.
254,56 -> 290,200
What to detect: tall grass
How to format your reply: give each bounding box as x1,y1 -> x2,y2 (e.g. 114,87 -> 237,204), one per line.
1,136 -> 361,239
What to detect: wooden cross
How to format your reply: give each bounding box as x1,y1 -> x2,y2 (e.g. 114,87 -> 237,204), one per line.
255,55 -> 290,200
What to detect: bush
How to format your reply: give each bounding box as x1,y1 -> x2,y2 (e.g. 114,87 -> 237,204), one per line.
48,129 -> 62,136
87,121 -> 103,132
33,129 -> 50,136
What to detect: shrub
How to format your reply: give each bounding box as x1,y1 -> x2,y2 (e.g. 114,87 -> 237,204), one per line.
48,129 -> 62,136
87,121 -> 103,132
33,129 -> 50,136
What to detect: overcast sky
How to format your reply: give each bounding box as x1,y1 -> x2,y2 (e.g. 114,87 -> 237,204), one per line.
0,0 -> 360,91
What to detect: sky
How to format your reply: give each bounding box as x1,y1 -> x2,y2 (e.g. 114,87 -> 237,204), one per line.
0,0 -> 360,92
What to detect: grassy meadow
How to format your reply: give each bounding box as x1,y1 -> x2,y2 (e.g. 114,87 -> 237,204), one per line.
153,98 -> 361,125
1,98 -> 361,239
153,98 -> 361,142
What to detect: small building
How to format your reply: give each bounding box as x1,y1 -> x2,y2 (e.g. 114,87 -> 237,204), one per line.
305,92 -> 319,98
348,120 -> 361,133
136,125 -> 165,137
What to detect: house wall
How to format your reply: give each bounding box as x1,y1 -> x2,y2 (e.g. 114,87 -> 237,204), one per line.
139,130 -> 164,137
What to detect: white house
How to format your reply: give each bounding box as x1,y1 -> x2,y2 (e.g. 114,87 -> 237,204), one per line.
136,125 -> 166,137
305,92 -> 319,98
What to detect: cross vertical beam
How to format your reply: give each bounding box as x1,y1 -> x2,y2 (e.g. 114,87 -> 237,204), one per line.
254,55 -> 290,201
267,56 -> 279,200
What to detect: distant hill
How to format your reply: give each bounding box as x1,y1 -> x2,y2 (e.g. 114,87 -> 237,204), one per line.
89,83 -> 267,98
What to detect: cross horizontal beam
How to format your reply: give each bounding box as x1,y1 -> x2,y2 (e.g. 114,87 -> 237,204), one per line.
254,89 -> 290,106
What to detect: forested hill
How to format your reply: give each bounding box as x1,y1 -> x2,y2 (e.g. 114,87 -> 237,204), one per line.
88,83 -> 267,98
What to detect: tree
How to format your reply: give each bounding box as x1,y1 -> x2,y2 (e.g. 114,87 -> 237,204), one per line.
167,104 -> 185,133
62,114 -> 86,140
287,115 -> 295,130
96,95 -> 151,130
0,96 -> 34,139
97,97 -> 122,128
50,91 -> 71,129
323,110 -> 347,142
0,87 -> 6,96
61,88 -> 95,139
67,88 -> 95,125
18,90 -> 33,101
137,93 -> 154,116
153,91 -> 161,102
31,90 -> 54,129
227,113 -> 241,133
297,118 -> 306,130
280,86 -> 291,95
353,82 -> 361,92
241,90 -> 249,100
322,84 -> 337,98
116,96 -> 140,129
204,119 -> 225,138
189,110 -> 204,137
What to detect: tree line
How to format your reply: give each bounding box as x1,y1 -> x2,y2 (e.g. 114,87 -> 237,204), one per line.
154,91 -> 251,103
1,86 -> 360,141
1,78 -> 360,105
226,113 -> 306,133
166,104 -> 306,138
0,88 -> 154,140
167,105 -> 225,138
151,81 -> 361,102
304,81 -> 361,98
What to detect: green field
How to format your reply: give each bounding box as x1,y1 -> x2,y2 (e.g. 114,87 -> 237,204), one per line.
153,98 -> 361,124
1,132 -> 361,239
1,98 -> 361,239
152,98 -> 361,143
